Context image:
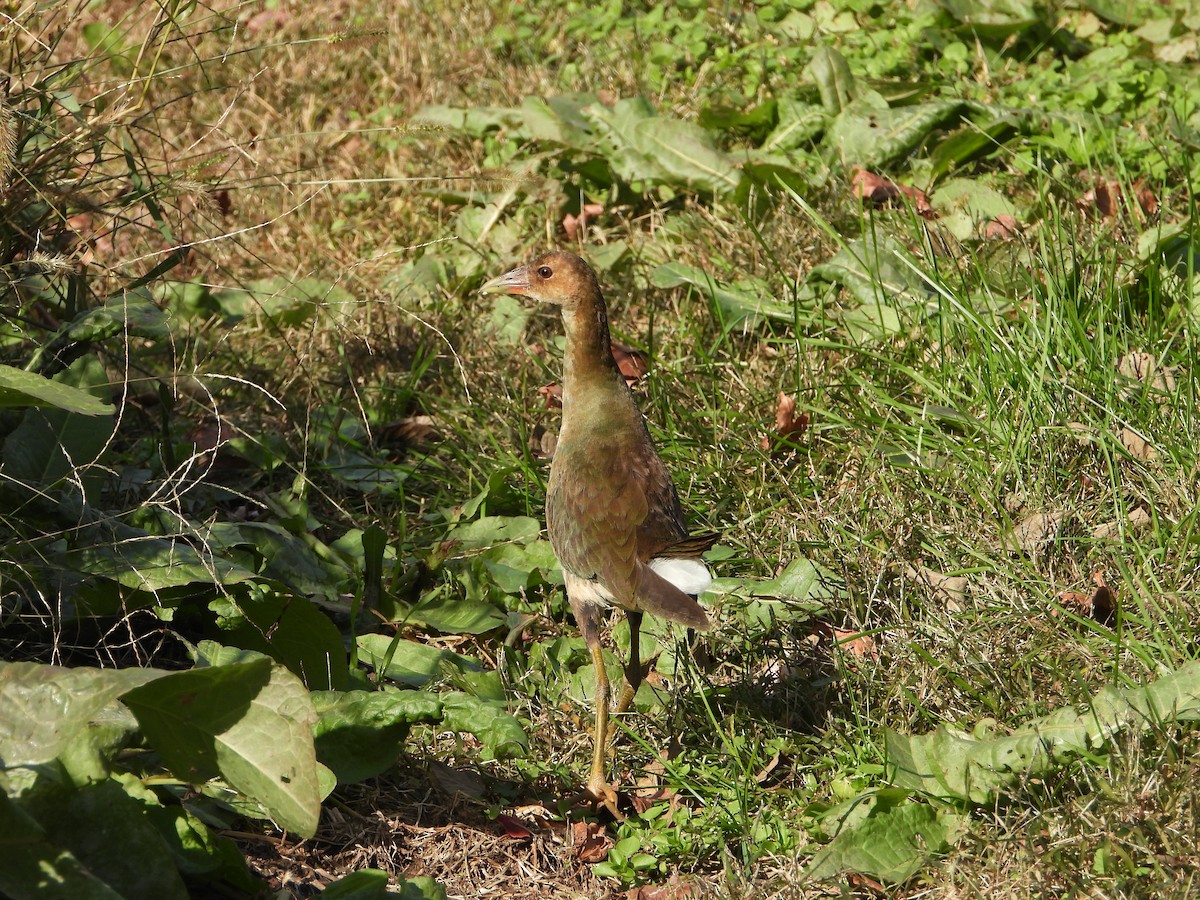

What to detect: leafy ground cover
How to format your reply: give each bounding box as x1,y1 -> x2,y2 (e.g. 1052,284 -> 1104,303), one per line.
3,0 -> 1200,896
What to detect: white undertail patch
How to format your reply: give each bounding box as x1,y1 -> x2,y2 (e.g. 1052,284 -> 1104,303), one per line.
649,557 -> 713,596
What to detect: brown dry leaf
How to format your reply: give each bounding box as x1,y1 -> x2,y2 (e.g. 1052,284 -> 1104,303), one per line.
571,819 -> 612,863
1057,571 -> 1115,624
529,423 -> 557,460
541,341 -> 646,410
850,168 -> 936,219
904,564 -> 967,611
562,202 -> 605,241
1118,426 -> 1157,461
630,760 -> 678,814
626,875 -> 699,900
245,7 -> 290,32
611,340 -> 649,384
1092,505 -> 1152,540
1116,351 -> 1176,402
1079,179 -> 1159,222
753,749 -> 783,785
982,214 -> 1021,240
834,628 -> 877,659
760,392 -> 810,451
493,814 -> 534,841
538,382 -> 563,409
1003,511 -> 1065,557
1135,182 -> 1160,218
428,760 -> 485,800
375,416 -> 440,451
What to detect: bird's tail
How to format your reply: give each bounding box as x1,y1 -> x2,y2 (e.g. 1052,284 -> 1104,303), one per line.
634,562 -> 710,631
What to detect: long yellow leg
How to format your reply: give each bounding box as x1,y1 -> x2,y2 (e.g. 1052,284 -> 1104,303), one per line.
586,644 -> 622,818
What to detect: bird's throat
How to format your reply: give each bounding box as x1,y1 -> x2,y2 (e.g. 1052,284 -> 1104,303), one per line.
561,300 -> 620,399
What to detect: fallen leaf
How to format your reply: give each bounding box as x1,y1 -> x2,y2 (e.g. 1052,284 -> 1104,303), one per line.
563,202 -> 605,241
850,168 -> 936,219
540,341 -> 647,409
834,628 -> 877,659
1003,511 -> 1065,557
494,814 -> 534,840
1116,351 -> 1176,402
245,7 -> 290,32
753,748 -> 783,785
904,564 -> 967,611
428,759 -> 485,799
760,392 -> 810,452
625,876 -> 699,900
1118,426 -> 1157,461
1135,182 -> 1160,218
1057,571 -> 1115,624
529,423 -> 557,460
611,340 -> 649,384
1079,179 -> 1159,222
982,214 -> 1021,240
571,819 -> 612,863
375,416 -> 440,451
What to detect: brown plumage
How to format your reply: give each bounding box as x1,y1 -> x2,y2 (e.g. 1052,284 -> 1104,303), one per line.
481,251 -> 718,814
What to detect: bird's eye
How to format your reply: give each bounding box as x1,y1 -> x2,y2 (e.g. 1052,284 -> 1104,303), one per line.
536,266 -> 553,279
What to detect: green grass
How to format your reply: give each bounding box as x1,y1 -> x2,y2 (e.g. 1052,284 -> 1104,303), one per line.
3,0 -> 1200,896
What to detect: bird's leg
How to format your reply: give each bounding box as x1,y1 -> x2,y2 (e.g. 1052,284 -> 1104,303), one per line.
615,610 -> 644,717
585,643 -> 623,819
573,601 -> 623,819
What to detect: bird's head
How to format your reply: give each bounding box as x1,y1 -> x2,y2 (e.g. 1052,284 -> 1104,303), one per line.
479,251 -> 600,311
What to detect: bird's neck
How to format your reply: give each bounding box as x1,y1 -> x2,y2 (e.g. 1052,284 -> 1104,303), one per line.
561,296 -> 621,400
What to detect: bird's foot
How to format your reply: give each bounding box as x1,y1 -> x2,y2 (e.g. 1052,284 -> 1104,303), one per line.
569,776 -> 624,821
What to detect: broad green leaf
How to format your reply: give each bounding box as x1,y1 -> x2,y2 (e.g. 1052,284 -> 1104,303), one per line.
0,793 -> 124,900
519,94 -> 598,146
651,262 -> 793,328
937,0 -> 1040,39
357,634 -> 486,688
407,589 -> 506,634
222,592 -> 350,691
214,276 -> 357,327
20,779 -> 188,899
931,178 -> 1019,240
633,117 -> 743,195
827,99 -> 963,168
121,660 -> 322,837
63,289 -> 169,344
761,99 -> 827,151
801,235 -> 935,342
321,442 -> 413,497
758,557 -> 848,602
448,515 -> 542,549
320,869 -> 389,899
214,521 -> 348,601
411,104 -> 524,137
481,538 -> 561,594
929,117 -> 1018,180
805,789 -> 958,883
0,365 -> 113,415
60,536 -> 258,591
1,357 -> 115,495
482,293 -> 530,345
0,662 -> 161,767
887,660 -> 1200,805
140,800 -> 256,888
581,96 -> 658,185
311,689 -> 444,784
440,692 -> 528,760
807,46 -> 857,114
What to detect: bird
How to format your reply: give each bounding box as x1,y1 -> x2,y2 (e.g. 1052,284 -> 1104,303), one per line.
481,251 -> 718,815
